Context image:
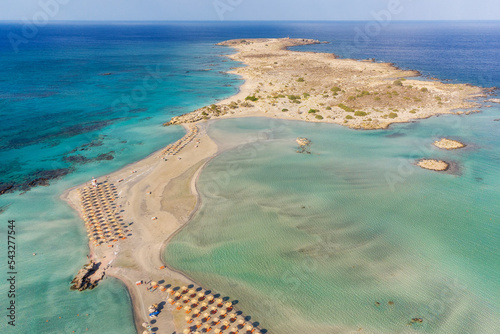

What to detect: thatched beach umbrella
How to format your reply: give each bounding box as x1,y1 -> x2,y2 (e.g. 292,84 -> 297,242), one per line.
219,309 -> 227,316
214,329 -> 221,334
181,286 -> 188,293
194,320 -> 202,327
141,322 -> 149,328
197,292 -> 205,300
202,312 -> 209,319
229,313 -> 236,320
185,315 -> 193,323
230,327 -> 238,333
184,306 -> 191,313
189,289 -> 196,296
210,306 -> 217,313
246,325 -> 254,331
223,320 -> 230,327
183,329 -> 190,334
238,319 -> 245,326
216,298 -> 223,306
207,295 -> 214,302
212,317 -> 220,324
200,301 -> 208,308
225,302 -> 232,309
167,298 -> 174,304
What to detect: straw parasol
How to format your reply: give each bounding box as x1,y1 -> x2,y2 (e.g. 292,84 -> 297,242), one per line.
246,325 -> 254,331
230,327 -> 238,333
223,320 -> 230,327
212,317 -> 220,324
183,329 -> 190,334
142,322 -> 149,328
229,313 -> 236,319
225,302 -> 232,308
214,330 -> 221,334
238,319 -> 245,325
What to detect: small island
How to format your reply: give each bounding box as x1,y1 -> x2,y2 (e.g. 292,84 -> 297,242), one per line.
417,159 -> 450,171
433,138 -> 466,150
166,38 -> 486,130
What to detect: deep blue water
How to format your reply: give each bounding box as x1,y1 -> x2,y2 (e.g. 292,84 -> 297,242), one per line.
0,21 -> 498,333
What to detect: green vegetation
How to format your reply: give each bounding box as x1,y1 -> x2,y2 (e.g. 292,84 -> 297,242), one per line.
354,111 -> 368,117
374,97 -> 381,101
308,109 -> 319,113
229,102 -> 238,109
435,96 -> 442,101
202,111 -> 208,116
409,109 -> 417,114
282,108 -> 288,112
338,104 -> 355,113
388,112 -> 398,119
348,96 -> 356,101
345,115 -> 354,120
245,96 -> 258,102
315,114 -> 324,120
297,77 -> 305,82
326,106 -> 332,110
288,95 -> 301,101
331,86 -> 341,93
357,91 -> 370,98
303,93 -> 310,98
421,87 -> 428,92
393,80 -> 403,86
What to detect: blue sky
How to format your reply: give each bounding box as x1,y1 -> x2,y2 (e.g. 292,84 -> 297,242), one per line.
2,0 -> 500,21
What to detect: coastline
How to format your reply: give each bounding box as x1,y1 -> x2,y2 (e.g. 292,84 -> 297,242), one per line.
61,38 -> 492,334
166,38 -> 488,130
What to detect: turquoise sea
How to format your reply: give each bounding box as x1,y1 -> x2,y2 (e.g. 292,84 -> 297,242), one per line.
0,22 -> 499,333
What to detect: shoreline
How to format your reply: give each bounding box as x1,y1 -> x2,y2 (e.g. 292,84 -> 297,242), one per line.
61,38 -> 492,334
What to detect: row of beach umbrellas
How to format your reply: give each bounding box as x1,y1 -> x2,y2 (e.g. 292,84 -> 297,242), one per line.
79,181 -> 127,245
160,285 -> 262,334
162,124 -> 199,156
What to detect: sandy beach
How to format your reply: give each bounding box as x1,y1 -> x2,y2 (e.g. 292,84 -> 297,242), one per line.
63,123 -> 219,333
62,38 -> 490,333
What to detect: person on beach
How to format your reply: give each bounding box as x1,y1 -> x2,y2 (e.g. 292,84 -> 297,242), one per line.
91,177 -> 97,188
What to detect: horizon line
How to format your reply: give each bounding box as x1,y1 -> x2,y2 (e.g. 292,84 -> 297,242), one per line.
1,19 -> 500,23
